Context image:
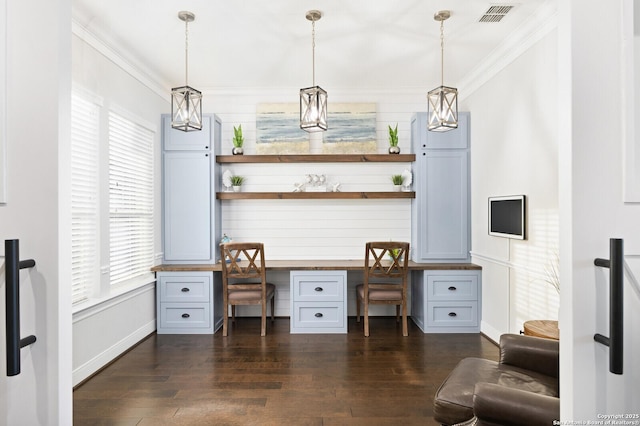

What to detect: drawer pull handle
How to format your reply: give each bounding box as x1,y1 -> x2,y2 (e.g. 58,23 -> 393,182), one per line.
315,313 -> 323,318
448,312 -> 457,317
314,287 -> 323,292
448,286 -> 457,291
181,313 -> 190,318
181,287 -> 190,292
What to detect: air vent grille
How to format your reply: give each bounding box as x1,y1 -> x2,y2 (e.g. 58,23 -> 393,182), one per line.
479,5 -> 514,22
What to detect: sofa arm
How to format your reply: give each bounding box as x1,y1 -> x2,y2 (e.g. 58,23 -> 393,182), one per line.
472,383 -> 560,426
499,334 -> 559,378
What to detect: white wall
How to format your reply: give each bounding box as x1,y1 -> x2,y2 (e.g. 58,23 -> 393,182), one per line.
0,0 -> 72,423
465,30 -> 560,341
70,31 -> 166,386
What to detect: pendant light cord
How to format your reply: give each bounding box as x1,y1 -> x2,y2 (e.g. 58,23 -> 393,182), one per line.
311,19 -> 316,87
185,19 -> 189,86
440,19 -> 444,87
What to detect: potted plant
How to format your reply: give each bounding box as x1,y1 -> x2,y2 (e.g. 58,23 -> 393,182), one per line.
232,125 -> 244,155
391,174 -> 403,191
230,175 -> 245,192
388,124 -> 400,154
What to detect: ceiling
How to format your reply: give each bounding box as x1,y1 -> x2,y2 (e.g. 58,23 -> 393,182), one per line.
72,0 -> 550,94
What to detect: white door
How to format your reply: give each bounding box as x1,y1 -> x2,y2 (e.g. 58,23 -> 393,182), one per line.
559,0 -> 640,419
0,0 -> 73,423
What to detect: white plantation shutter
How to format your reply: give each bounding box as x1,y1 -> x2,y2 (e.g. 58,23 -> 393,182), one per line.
71,93 -> 100,305
108,111 -> 154,286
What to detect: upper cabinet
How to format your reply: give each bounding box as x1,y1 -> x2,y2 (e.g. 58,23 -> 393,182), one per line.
414,112 -> 469,150
163,115 -> 213,151
411,112 -> 471,263
162,114 -> 222,264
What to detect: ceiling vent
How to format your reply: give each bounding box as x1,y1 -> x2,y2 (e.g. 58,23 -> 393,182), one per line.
479,5 -> 514,22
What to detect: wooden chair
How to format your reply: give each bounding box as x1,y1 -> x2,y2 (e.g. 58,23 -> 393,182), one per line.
356,241 -> 410,337
219,242 -> 275,336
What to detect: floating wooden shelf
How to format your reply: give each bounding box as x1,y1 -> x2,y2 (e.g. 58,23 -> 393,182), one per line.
216,154 -> 415,164
216,191 -> 415,200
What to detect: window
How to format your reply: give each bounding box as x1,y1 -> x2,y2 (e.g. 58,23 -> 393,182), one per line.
70,92 -> 100,305
108,111 -> 154,287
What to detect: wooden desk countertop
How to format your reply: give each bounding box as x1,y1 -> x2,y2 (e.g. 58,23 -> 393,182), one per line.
151,260 -> 482,273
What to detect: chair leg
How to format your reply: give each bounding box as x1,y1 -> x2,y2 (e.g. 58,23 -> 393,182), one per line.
356,292 -> 361,322
271,296 -> 275,322
261,301 -> 267,337
231,305 -> 236,323
364,301 -> 370,337
402,301 -> 408,337
396,305 -> 400,323
223,305 -> 229,337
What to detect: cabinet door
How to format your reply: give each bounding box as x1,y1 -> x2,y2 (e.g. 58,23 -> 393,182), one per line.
422,112 -> 469,150
163,152 -> 212,261
417,150 -> 469,260
162,114 -> 212,151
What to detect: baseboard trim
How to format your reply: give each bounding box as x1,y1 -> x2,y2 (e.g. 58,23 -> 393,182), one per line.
73,320 -> 156,387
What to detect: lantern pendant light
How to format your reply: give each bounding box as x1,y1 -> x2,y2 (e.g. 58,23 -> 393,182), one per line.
300,10 -> 328,132
171,11 -> 203,132
427,10 -> 458,132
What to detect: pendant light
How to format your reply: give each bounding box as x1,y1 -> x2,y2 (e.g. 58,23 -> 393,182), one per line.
427,10 -> 458,132
171,11 -> 203,132
300,10 -> 328,132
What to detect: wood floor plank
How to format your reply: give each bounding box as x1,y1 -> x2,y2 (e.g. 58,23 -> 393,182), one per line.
74,317 -> 498,425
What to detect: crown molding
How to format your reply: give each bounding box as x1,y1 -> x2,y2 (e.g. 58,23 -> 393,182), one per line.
200,86 -> 429,98
458,0 -> 557,99
72,19 -> 169,102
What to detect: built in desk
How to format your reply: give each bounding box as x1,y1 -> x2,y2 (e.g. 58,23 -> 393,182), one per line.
151,261 -> 482,334
151,260 -> 481,272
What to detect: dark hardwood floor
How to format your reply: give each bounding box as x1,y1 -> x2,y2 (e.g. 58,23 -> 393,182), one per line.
73,317 -> 499,425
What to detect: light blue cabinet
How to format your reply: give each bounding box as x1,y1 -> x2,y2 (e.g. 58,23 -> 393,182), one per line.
290,270 -> 348,334
411,112 -> 470,262
156,271 -> 223,334
161,114 -> 221,264
159,114 -> 223,334
411,270 -> 481,333
163,115 -> 213,151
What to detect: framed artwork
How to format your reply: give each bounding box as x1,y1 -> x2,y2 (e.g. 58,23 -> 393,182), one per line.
256,103 -> 308,154
256,102 -> 378,155
323,103 -> 377,154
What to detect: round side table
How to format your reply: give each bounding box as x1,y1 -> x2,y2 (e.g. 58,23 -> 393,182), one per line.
523,320 -> 559,340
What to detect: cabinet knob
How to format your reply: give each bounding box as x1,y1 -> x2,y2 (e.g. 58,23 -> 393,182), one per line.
205,146 -> 209,149
315,313 -> 323,318
448,312 -> 457,317
314,287 -> 323,292
448,286 -> 457,291
205,153 -> 209,157
181,287 -> 190,292
181,313 -> 190,318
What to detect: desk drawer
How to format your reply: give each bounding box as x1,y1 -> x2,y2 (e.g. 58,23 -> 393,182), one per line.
291,302 -> 345,329
427,274 -> 478,301
159,273 -> 211,303
159,303 -> 211,329
427,301 -> 478,328
291,272 -> 345,302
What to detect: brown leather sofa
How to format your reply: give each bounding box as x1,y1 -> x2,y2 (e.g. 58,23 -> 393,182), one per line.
433,334 -> 560,425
